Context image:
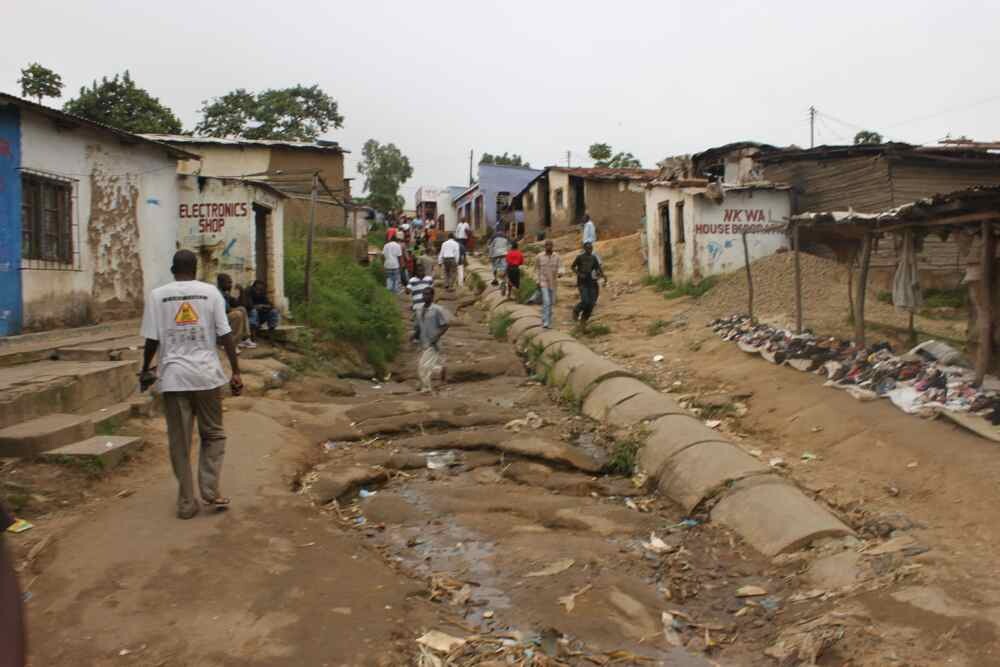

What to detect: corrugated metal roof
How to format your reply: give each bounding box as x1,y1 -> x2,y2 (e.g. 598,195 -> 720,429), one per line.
0,92 -> 200,160
141,133 -> 347,153
790,185 -> 1000,228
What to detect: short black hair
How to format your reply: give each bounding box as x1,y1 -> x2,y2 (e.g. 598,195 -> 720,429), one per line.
171,249 -> 197,276
511,240 -> 519,249
216,273 -> 232,288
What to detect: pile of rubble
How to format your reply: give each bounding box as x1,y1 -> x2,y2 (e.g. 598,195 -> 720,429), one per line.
710,314 -> 1000,424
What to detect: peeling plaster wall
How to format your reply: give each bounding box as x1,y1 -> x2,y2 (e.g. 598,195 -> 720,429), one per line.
19,110 -> 179,330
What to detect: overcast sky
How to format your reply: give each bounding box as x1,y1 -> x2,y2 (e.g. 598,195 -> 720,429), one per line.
5,0 -> 1000,206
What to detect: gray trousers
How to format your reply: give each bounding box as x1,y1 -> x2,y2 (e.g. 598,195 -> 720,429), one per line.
163,388 -> 226,514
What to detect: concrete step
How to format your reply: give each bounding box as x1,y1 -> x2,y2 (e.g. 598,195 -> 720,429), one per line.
56,336 -> 145,362
0,413 -> 95,458
40,435 -> 143,469
0,359 -> 139,429
87,403 -> 134,431
0,320 -> 140,368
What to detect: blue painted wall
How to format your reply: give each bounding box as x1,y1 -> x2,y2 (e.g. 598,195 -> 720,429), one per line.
0,106 -> 22,336
456,164 -> 542,231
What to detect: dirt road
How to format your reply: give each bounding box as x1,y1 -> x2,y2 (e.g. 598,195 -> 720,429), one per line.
10,278 -> 960,665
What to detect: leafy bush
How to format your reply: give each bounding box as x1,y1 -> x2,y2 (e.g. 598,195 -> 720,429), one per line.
876,290 -> 893,304
489,312 -> 515,339
576,322 -> 611,338
285,240 -> 403,373
467,271 -> 486,294
607,437 -> 641,476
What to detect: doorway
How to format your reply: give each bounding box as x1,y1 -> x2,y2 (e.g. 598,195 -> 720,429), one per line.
570,176 -> 586,224
253,204 -> 270,286
658,202 -> 673,279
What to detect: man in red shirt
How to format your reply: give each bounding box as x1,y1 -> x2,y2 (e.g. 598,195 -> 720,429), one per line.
506,241 -> 525,292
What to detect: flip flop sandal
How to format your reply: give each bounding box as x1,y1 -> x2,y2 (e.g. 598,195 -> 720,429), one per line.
203,497 -> 231,512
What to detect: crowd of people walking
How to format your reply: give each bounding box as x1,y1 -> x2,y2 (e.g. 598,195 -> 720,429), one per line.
376,212 -> 608,393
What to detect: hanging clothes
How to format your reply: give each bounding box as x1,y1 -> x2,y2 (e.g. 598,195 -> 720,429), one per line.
892,229 -> 923,312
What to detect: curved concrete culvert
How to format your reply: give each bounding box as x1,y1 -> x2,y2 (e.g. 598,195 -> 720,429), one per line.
711,481 -> 854,556
657,440 -> 771,514
510,319 -> 544,346
549,346 -> 600,388
638,413 -> 731,478
606,389 -> 687,428
581,376 -> 651,421
566,356 -> 635,403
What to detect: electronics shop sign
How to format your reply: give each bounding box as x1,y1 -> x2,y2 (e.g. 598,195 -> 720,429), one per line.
178,202 -> 250,234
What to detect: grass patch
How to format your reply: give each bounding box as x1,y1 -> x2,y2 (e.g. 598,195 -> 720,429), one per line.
877,290 -> 893,304
560,385 -> 582,413
923,287 -> 967,309
285,239 -> 403,375
94,420 -> 121,437
489,312 -> 515,340
575,322 -> 611,338
642,274 -> 717,299
606,437 -> 642,476
467,271 -> 486,295
366,228 -> 387,248
646,319 -> 669,336
515,274 -> 539,304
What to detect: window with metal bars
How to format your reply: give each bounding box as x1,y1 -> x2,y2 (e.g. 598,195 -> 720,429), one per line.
21,173 -> 74,266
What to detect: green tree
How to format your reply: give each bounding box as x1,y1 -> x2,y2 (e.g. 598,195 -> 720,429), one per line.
854,130 -> 884,145
196,85 -> 343,141
588,142 -> 641,168
18,63 -> 64,103
357,139 -> 413,213
480,152 -> 530,167
63,71 -> 182,134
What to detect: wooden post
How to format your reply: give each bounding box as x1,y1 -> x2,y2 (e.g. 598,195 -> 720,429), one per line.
793,223 -> 803,334
854,231 -> 874,346
742,231 -> 754,321
303,172 -> 319,306
976,221 -> 995,385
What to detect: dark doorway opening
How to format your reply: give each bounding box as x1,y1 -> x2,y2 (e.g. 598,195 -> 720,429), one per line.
658,202 -> 673,279
253,204 -> 270,286
570,176 -> 586,224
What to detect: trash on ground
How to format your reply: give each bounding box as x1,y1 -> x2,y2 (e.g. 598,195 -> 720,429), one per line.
558,583 -> 592,613
323,441 -> 337,451
769,457 -> 786,468
906,461 -> 919,469
705,419 -> 722,429
801,452 -> 818,462
358,488 -> 376,498
661,611 -> 683,646
415,630 -> 467,653
504,412 -> 544,432
6,518 -> 33,534
642,532 -> 673,554
736,585 -> 768,597
653,354 -> 665,363
425,450 -> 457,470
526,558 -> 574,578
677,518 -> 700,529
788,589 -> 827,603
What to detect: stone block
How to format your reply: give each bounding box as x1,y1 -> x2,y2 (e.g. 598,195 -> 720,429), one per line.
581,377 -> 651,421
658,441 -> 769,513
638,414 -> 729,478
0,413 -> 95,458
40,435 -> 143,469
606,390 -> 686,428
550,347 -> 598,388
711,481 -> 854,556
508,317 -> 543,343
87,402 -> 134,431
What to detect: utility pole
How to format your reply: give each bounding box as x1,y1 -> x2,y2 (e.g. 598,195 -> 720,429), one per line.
304,172 -> 319,307
468,149 -> 474,185
566,150 -> 571,167
809,106 -> 816,148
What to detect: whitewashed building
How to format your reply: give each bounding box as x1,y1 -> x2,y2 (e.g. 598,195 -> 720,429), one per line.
0,93 -> 196,335
176,175 -> 288,311
645,143 -> 791,282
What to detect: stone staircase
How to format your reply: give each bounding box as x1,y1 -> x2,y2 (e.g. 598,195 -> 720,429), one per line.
0,323 -> 151,468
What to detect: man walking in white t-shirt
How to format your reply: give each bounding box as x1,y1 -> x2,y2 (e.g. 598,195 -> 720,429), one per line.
139,250 -> 243,519
455,219 -> 471,250
438,232 -> 461,290
382,237 -> 403,293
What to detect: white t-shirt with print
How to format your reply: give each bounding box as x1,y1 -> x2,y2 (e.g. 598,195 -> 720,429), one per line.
140,280 -> 231,392
383,241 -> 402,269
